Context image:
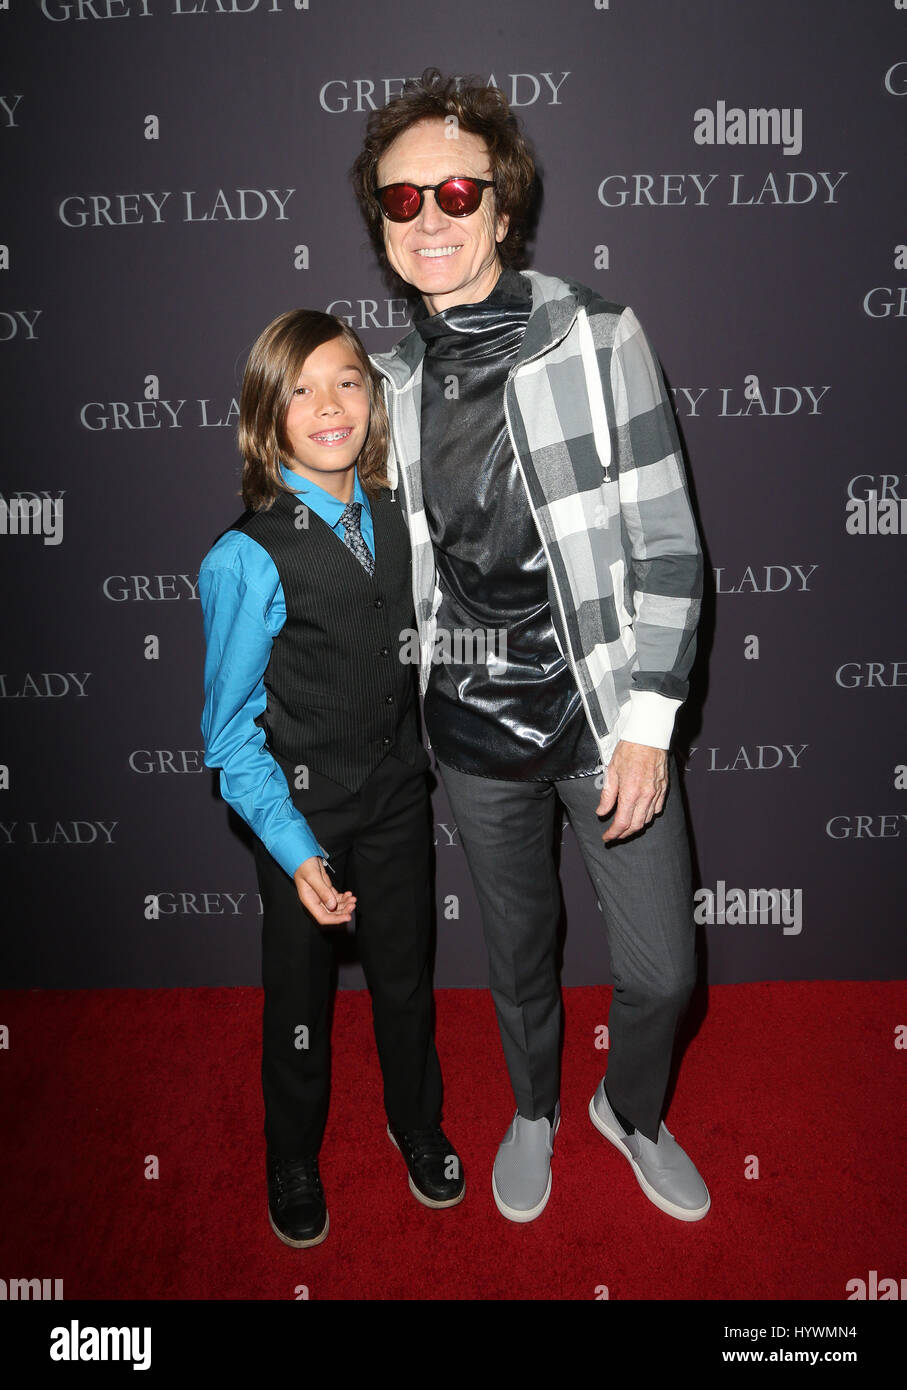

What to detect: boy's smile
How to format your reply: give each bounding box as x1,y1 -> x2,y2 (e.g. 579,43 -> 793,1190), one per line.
284,337 -> 370,499
308,427 -> 354,445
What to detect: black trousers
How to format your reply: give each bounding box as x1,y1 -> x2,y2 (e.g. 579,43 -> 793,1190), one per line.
255,748 -> 443,1157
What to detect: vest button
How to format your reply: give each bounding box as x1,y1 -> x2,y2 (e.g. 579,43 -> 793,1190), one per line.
382,737 -> 392,746
380,646 -> 390,657
374,597 -> 384,608
385,694 -> 394,704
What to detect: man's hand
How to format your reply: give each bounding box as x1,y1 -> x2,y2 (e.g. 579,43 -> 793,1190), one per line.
292,856 -> 356,927
597,741 -> 669,843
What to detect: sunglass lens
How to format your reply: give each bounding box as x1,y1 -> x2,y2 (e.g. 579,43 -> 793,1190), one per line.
436,179 -> 482,216
380,185 -> 422,222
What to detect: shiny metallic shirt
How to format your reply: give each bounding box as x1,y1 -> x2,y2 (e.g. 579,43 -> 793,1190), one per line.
414,268 -> 602,780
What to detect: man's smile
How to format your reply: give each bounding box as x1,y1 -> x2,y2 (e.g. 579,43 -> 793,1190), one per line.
414,245 -> 462,258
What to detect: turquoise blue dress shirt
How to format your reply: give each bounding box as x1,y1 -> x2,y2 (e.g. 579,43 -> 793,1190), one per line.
199,464 -> 374,878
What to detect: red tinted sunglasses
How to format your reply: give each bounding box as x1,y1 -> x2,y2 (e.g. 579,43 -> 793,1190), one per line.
376,177 -> 495,223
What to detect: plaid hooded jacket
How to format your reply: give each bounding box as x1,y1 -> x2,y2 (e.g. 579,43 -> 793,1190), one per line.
370,269 -> 703,768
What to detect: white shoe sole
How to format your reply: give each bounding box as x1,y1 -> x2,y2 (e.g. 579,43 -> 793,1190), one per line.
492,1165 -> 552,1223
268,1205 -> 329,1248
588,1095 -> 711,1222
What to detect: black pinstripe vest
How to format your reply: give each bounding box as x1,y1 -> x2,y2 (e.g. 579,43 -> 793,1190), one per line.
230,485 -> 423,792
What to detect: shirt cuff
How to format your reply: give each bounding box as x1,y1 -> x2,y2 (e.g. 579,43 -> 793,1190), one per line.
621,690 -> 682,750
266,821 -> 327,880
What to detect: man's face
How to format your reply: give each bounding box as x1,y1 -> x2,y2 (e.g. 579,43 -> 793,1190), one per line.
376,119 -> 510,315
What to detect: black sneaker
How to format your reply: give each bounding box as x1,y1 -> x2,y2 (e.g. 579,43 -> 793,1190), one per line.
387,1124 -> 466,1208
266,1154 -> 329,1248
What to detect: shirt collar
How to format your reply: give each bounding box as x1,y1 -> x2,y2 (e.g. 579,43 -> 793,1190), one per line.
279,463 -> 369,532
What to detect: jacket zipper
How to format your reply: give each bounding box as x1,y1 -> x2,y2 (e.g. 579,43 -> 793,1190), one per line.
377,372 -> 435,694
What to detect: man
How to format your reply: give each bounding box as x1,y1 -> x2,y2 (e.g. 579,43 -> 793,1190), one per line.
351,70 -> 709,1223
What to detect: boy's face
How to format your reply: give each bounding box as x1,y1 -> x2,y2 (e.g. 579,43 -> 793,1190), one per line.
284,337 -> 370,499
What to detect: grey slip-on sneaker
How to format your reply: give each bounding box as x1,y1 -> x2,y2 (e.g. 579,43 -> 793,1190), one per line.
589,1079 -> 711,1222
492,1104 -> 561,1223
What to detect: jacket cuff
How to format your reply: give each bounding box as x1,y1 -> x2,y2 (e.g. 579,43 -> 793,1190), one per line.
621,690 -> 682,750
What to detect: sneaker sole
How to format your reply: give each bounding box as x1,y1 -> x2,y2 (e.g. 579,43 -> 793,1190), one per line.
386,1126 -> 466,1209
268,1205 -> 329,1249
588,1096 -> 710,1222
491,1166 -> 552,1223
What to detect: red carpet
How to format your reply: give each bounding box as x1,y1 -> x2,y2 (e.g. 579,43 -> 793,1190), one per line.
0,983 -> 904,1301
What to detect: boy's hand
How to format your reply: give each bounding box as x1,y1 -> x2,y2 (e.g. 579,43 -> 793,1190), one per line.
293,856 -> 356,927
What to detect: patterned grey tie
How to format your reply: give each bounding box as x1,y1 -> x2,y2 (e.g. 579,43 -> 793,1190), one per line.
339,501 -> 375,578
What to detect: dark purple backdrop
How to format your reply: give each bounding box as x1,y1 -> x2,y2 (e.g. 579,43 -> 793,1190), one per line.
2,1 -> 905,989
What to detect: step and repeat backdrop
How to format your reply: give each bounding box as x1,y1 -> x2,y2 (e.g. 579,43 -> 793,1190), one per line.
2,2 -> 905,989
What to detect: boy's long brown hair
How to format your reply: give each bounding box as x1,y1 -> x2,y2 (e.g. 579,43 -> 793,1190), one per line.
238,309 -> 391,510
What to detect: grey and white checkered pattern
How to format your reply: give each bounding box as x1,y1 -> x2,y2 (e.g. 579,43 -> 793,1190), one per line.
371,269 -> 703,766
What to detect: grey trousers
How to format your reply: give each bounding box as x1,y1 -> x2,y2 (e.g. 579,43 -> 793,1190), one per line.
437,757 -> 697,1142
